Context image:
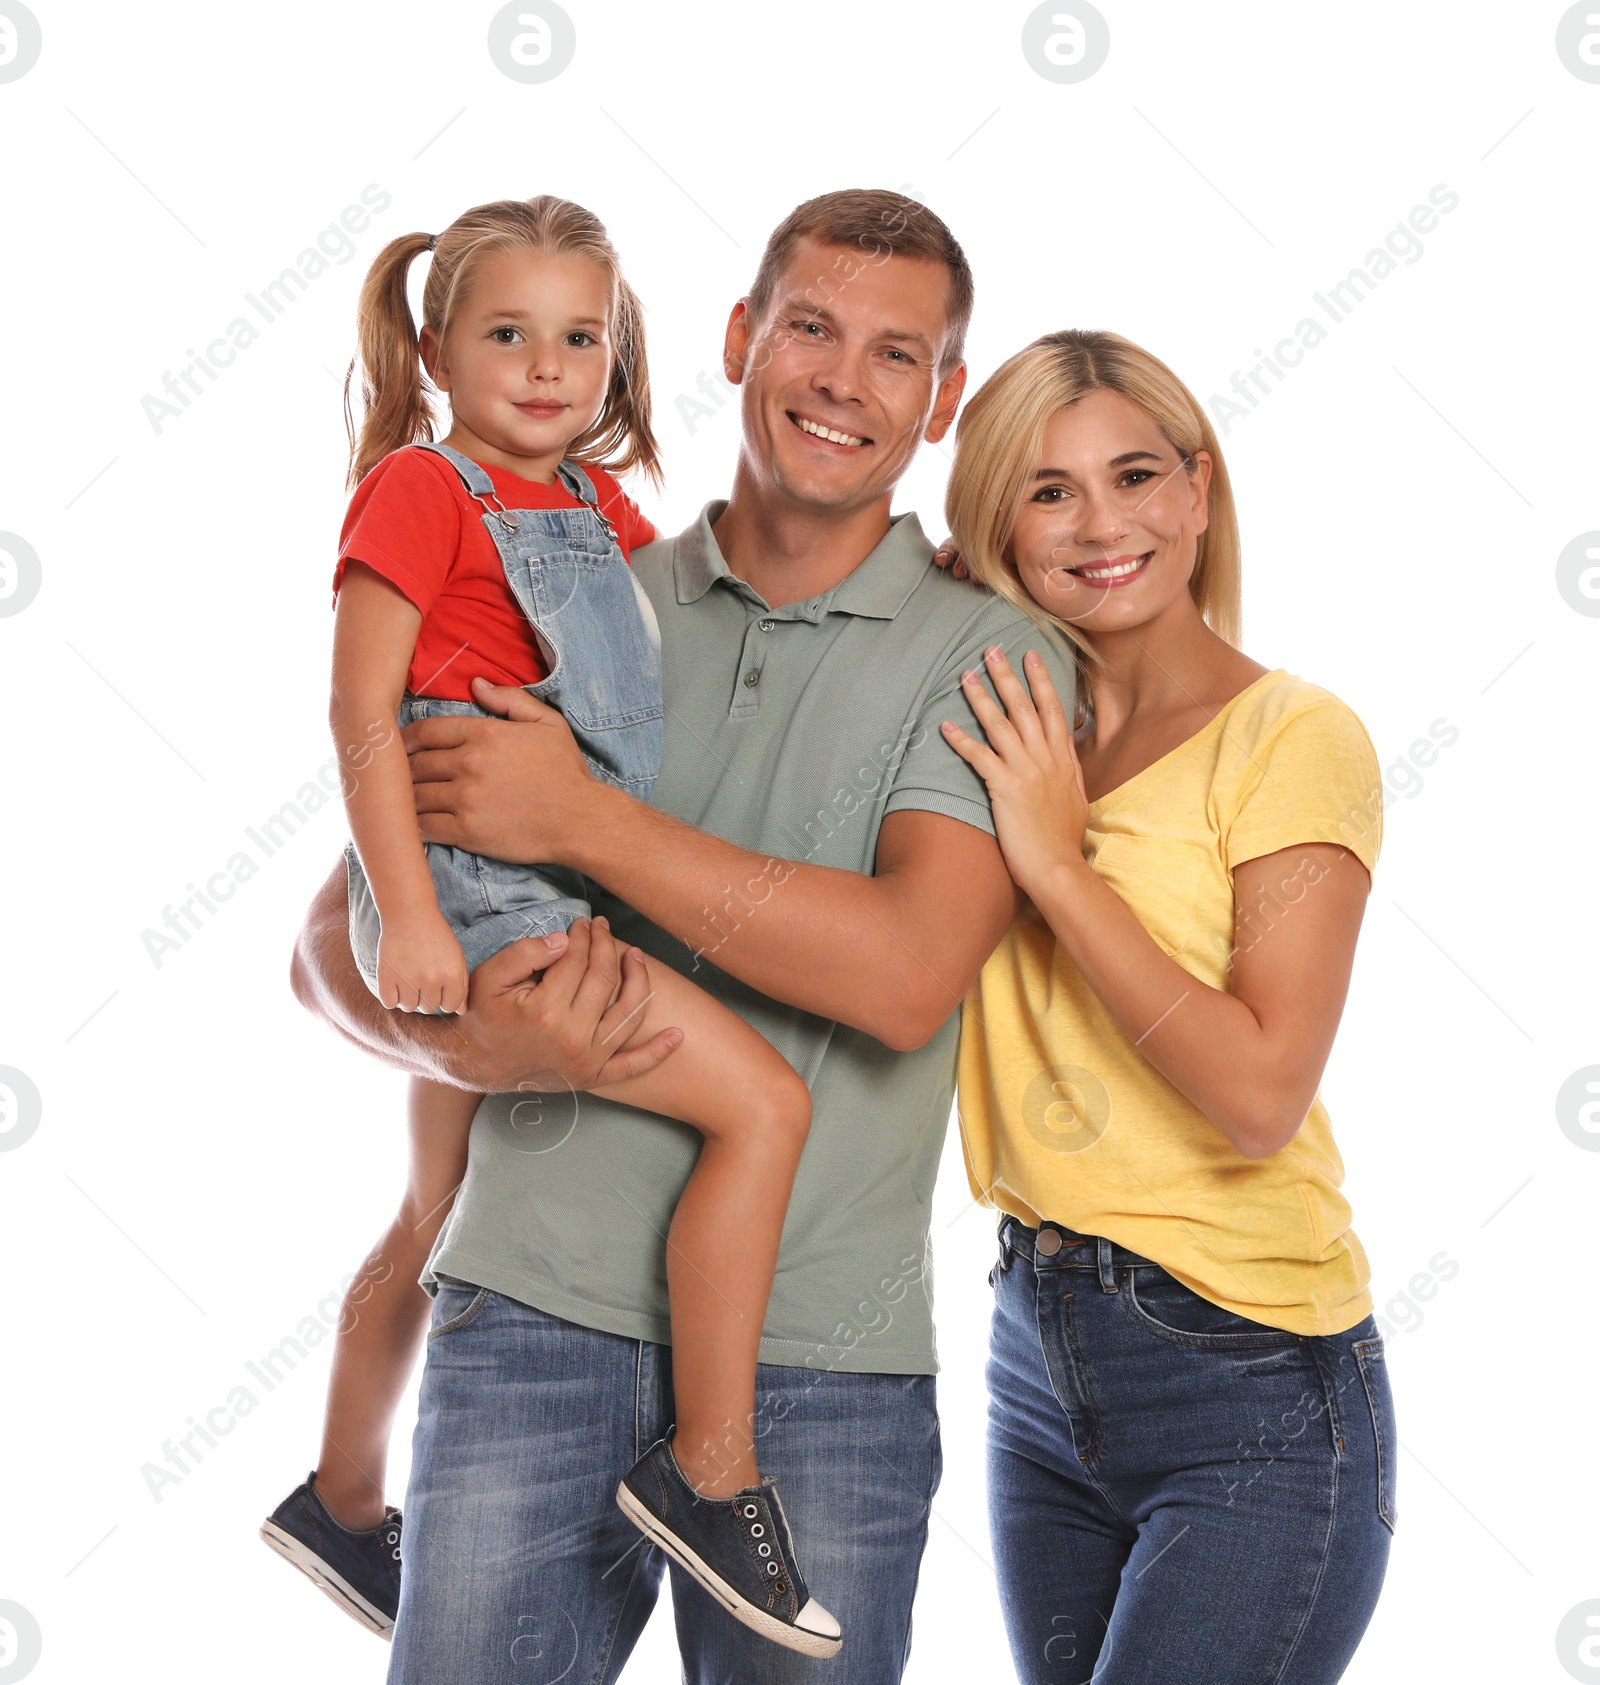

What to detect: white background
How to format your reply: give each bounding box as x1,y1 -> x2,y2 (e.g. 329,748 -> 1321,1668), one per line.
2,2 -> 1596,1681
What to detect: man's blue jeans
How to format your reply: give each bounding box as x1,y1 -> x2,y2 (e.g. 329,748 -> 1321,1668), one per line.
388,1278 -> 942,1683
986,1218 -> 1395,1684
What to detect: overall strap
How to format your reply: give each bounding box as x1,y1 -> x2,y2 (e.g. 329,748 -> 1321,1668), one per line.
555,459 -> 599,506
556,459 -> 619,543
411,441 -> 521,532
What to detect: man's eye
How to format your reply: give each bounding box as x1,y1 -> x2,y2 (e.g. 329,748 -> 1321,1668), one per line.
796,320 -> 824,336
884,349 -> 912,363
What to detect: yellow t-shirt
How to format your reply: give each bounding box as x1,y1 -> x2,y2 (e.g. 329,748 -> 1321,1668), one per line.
958,669 -> 1384,1336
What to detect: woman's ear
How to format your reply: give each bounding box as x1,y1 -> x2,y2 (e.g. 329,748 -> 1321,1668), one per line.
1189,450 -> 1214,536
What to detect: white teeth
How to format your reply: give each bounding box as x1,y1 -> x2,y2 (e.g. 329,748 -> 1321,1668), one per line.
796,416 -> 866,447
1077,555 -> 1147,580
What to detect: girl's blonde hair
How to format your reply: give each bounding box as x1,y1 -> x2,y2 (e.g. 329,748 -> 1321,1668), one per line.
344,195 -> 661,490
945,329 -> 1242,679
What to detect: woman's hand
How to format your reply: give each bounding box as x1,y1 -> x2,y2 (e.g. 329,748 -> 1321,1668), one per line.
932,538 -> 973,581
941,647 -> 1089,895
377,910 -> 470,1014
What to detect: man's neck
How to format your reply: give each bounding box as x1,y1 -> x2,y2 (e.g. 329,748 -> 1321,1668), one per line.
710,470 -> 896,610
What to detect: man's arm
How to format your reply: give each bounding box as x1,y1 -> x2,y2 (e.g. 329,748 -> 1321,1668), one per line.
575,799 -> 1018,1052
404,691 -> 1017,1051
289,857 -> 684,1091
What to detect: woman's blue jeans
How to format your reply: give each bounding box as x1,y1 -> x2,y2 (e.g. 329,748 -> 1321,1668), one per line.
987,1217 -> 1395,1684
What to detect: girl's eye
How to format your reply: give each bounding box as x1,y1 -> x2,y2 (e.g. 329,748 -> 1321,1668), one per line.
490,327 -> 522,345
566,331 -> 596,347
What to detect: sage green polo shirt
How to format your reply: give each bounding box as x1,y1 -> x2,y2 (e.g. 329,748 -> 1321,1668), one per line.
427,503 -> 1078,1374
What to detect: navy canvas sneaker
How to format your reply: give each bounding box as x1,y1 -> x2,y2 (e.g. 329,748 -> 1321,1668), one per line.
617,1438 -> 842,1659
260,1473 -> 402,1638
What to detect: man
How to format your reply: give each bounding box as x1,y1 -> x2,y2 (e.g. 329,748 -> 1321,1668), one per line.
291,189 -> 1077,1682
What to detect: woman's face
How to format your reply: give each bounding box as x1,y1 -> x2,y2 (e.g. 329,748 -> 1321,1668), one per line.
1007,388 -> 1212,636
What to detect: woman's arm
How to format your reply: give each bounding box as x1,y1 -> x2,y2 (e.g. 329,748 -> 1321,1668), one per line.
330,563 -> 467,1013
943,648 -> 1369,1159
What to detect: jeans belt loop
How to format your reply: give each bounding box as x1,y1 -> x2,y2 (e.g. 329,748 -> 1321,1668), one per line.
1097,1234 -> 1117,1293
990,1219 -> 1015,1286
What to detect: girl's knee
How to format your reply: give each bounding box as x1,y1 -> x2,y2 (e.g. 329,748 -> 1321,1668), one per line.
758,1064 -> 812,1153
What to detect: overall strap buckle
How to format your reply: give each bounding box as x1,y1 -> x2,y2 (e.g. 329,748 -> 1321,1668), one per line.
412,441 -> 521,532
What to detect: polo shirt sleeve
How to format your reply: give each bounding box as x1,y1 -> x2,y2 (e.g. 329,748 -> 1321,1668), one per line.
881,604 -> 1081,835
333,449 -> 463,614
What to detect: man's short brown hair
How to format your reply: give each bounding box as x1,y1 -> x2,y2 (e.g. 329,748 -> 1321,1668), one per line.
746,189 -> 974,374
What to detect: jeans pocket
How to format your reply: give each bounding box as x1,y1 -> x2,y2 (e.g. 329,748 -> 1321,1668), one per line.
1122,1269 -> 1304,1349
428,1280 -> 491,1342
1352,1336 -> 1397,1532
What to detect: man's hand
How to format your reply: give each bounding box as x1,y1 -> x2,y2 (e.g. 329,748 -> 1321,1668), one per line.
451,916 -> 682,1093
290,860 -> 681,1093
404,676 -> 606,866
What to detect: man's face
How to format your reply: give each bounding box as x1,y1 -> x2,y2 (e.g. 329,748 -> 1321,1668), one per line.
724,236 -> 966,515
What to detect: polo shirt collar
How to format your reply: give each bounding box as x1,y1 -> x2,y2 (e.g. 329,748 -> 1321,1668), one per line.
673,501 -> 932,622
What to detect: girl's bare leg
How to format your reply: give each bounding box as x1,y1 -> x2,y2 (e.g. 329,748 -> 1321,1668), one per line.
312,1078 -> 478,1528
593,958 -> 812,1499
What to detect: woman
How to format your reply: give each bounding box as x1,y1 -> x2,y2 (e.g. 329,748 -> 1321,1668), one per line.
939,330 -> 1394,1684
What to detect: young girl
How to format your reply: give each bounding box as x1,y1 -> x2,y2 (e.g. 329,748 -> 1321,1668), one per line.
259,195 -> 840,1661
938,330 -> 1395,1683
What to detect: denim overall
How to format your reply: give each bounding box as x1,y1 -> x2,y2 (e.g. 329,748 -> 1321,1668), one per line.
346,442 -> 662,990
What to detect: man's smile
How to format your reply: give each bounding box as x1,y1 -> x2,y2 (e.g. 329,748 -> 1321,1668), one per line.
787,410 -> 871,449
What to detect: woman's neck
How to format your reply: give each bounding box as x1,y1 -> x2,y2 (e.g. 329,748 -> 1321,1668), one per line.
1080,601 -> 1262,738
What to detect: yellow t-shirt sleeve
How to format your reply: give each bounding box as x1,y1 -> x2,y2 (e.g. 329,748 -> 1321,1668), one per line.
1223,696 -> 1384,878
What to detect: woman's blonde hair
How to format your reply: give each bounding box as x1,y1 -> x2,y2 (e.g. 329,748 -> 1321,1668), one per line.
945,329 -> 1242,679
344,194 -> 660,489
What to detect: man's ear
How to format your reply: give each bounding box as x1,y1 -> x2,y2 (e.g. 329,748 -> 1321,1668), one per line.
419,323 -> 448,392
923,360 -> 967,445
722,298 -> 751,385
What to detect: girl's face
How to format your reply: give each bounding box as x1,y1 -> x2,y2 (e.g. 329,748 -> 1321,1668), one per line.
1007,388 -> 1212,638
424,247 -> 615,472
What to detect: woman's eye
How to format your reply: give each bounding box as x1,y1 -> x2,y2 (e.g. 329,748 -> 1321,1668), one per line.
1032,485 -> 1069,503
1122,469 -> 1155,487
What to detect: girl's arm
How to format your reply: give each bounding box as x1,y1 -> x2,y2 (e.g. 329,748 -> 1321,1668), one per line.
942,648 -> 1369,1160
331,562 -> 467,1014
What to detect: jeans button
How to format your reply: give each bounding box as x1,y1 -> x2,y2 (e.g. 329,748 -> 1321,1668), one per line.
1034,1228 -> 1062,1257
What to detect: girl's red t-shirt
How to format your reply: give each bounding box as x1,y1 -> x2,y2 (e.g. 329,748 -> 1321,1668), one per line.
333,448 -> 657,701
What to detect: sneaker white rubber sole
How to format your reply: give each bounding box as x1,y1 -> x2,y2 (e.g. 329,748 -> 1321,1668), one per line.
615,1481 -> 842,1660
259,1519 -> 395,1640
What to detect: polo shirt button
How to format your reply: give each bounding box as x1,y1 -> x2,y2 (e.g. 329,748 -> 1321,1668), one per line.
743,670 -> 761,688
759,619 -> 775,632
1034,1228 -> 1062,1257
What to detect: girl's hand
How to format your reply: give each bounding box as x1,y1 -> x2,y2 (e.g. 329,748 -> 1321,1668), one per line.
376,912 -> 469,1014
941,648 -> 1089,895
